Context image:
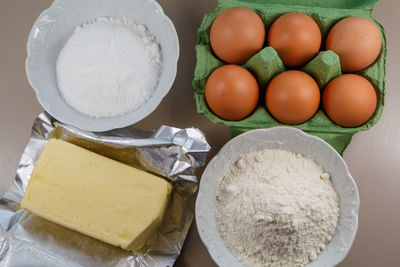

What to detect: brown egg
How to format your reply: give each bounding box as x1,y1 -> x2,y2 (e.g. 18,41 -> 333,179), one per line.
205,65 -> 259,121
210,7 -> 265,64
265,70 -> 320,124
323,74 -> 377,127
268,13 -> 321,67
326,16 -> 382,72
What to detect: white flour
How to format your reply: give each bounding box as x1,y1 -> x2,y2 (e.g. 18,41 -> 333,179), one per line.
57,17 -> 162,118
216,149 -> 339,267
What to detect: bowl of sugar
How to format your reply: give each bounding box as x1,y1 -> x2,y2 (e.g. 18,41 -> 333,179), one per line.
196,127 -> 360,267
26,0 -> 179,131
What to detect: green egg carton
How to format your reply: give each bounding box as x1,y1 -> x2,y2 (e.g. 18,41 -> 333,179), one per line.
193,0 -> 386,154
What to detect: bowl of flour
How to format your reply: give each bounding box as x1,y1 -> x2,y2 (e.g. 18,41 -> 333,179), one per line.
26,0 -> 179,131
196,127 -> 360,267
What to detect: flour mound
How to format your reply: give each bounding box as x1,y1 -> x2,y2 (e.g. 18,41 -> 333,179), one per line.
216,149 -> 339,267
57,17 -> 162,118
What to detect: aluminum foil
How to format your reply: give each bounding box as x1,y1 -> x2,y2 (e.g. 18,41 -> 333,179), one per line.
0,113 -> 211,267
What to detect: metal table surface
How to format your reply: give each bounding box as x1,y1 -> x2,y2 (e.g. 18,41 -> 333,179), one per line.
0,1 -> 399,266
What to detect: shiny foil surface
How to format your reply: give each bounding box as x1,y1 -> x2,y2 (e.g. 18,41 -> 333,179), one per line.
0,113 -> 211,267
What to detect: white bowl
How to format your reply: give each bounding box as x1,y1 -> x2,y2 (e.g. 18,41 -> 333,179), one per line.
196,127 -> 360,267
26,0 -> 179,132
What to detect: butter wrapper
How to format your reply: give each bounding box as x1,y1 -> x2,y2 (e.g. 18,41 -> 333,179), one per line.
0,113 -> 210,267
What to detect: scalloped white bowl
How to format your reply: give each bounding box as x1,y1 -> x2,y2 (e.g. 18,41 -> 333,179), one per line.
196,127 -> 359,267
26,0 -> 179,132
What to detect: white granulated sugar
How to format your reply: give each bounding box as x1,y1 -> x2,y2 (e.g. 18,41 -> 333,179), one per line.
216,149 -> 340,267
56,17 -> 162,118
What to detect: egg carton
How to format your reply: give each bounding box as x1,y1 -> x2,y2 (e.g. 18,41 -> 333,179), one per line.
193,0 -> 386,154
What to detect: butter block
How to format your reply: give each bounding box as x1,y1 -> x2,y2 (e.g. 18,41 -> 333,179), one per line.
21,139 -> 173,251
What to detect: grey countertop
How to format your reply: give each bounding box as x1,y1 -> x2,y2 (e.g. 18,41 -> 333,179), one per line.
1,1 -> 399,266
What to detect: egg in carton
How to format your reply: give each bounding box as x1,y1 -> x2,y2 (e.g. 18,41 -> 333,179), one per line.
193,0 -> 386,154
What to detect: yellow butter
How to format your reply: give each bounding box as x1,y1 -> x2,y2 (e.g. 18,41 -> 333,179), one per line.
21,139 -> 172,251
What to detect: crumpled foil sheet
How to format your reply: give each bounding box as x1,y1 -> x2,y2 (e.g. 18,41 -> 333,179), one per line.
0,113 -> 211,267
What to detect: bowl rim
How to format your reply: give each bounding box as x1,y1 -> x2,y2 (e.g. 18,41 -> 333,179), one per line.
25,0 -> 180,132
195,126 -> 360,267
